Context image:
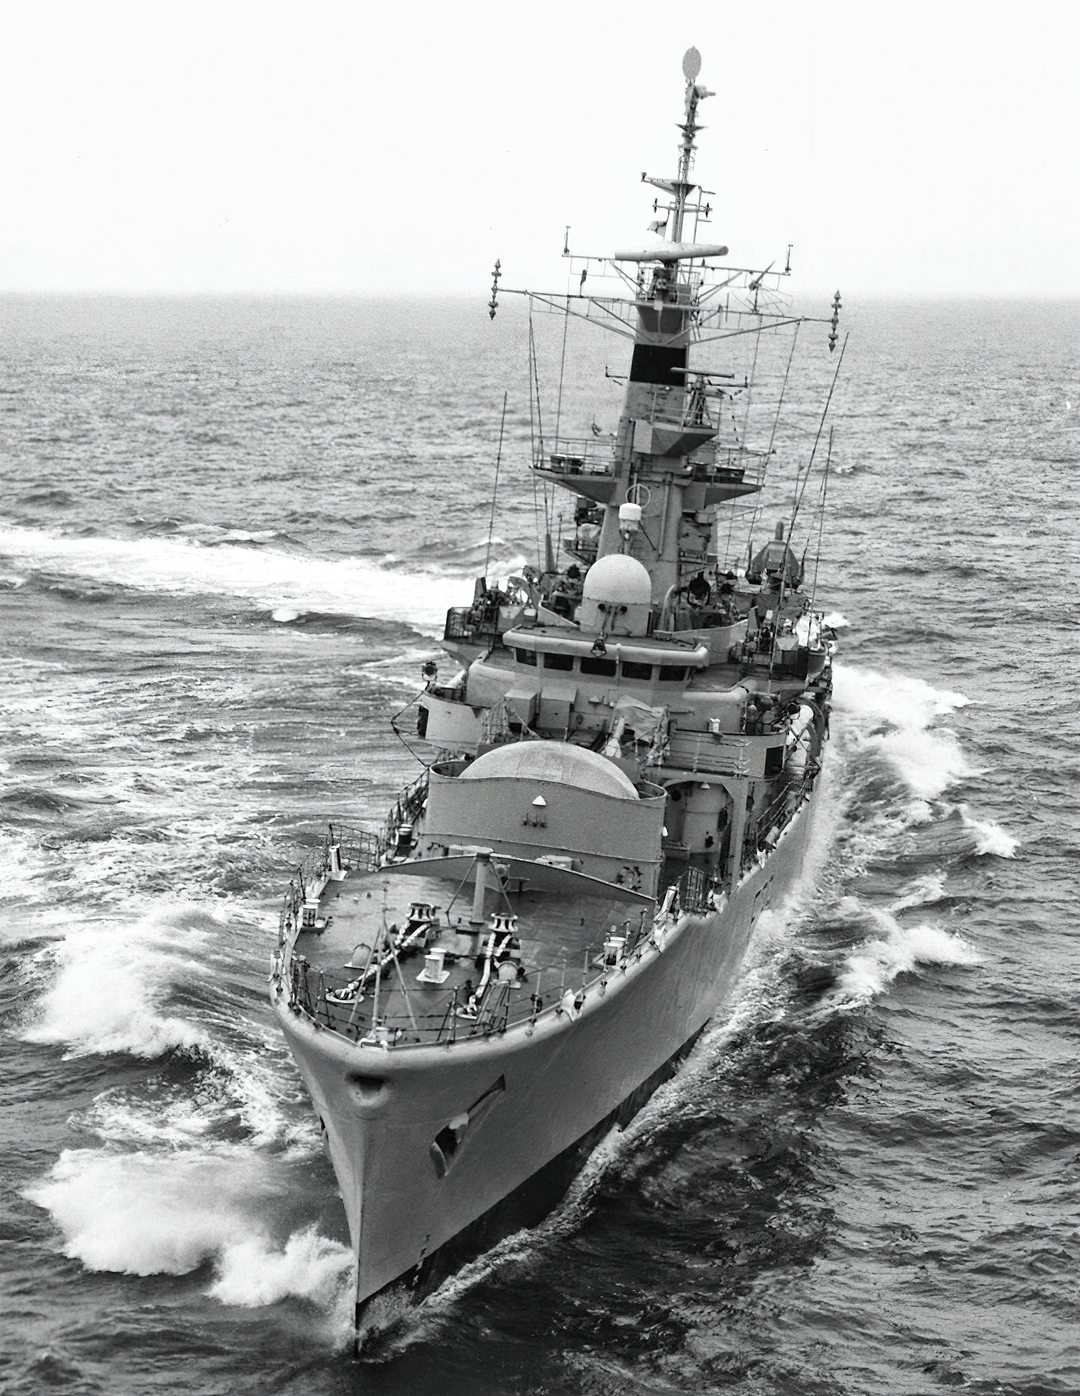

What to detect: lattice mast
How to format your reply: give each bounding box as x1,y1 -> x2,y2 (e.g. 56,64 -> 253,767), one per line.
592,47 -> 729,603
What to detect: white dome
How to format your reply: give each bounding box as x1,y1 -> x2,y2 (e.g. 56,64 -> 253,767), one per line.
581,554 -> 653,606
460,742 -> 639,800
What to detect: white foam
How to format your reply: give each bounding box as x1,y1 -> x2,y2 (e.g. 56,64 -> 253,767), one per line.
0,521 -> 463,634
25,1146 -> 277,1275
889,872 -> 949,913
208,1225 -> 353,1310
77,1087 -> 218,1146
23,913 -> 210,1059
833,663 -> 971,799
25,1144 -> 352,1319
0,828 -> 55,898
834,664 -> 969,727
960,807 -> 1019,858
831,905 -> 981,1007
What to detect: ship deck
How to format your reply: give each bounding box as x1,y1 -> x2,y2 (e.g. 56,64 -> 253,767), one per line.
287,866 -> 655,1047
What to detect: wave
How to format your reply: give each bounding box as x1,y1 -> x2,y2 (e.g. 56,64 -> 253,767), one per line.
17,487 -> 74,508
262,606 -> 420,640
833,663 -> 971,801
834,663 -> 969,728
22,911 -> 213,1059
24,1146 -> 353,1318
0,521 -> 464,634
959,805 -> 1019,857
20,906 -> 293,1121
208,1225 -> 353,1313
20,901 -> 354,1325
828,901 -> 982,1009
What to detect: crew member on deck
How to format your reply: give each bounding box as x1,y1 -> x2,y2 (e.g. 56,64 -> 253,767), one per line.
687,571 -> 712,608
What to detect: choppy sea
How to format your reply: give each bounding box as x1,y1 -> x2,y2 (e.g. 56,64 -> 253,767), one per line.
0,292 -> 1077,1396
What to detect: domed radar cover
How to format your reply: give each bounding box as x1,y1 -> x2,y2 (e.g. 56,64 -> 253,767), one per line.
578,554 -> 653,635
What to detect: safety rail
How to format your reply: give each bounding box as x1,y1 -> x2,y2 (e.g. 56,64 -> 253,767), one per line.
444,606 -> 500,644
633,265 -> 704,306
534,436 -> 616,477
380,773 -> 429,850
273,899 -> 689,1049
741,766 -> 817,871
279,823 -> 383,937
327,822 -> 382,873
676,865 -> 712,914
563,536 -> 599,566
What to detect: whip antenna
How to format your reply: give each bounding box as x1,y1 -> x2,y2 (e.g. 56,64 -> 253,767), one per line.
485,391 -> 509,582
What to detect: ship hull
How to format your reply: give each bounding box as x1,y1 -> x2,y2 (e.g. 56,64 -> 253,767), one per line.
273,792 -> 818,1316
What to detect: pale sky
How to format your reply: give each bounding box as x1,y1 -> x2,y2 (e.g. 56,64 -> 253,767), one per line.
2,0 -> 1078,298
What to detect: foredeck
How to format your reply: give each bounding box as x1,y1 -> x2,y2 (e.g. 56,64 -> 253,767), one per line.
280,863 -> 659,1048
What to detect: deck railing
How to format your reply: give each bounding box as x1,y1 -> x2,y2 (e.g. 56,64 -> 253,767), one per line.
676,865 -> 712,914
379,774 -> 429,851
279,822 -> 384,938
273,899 -> 678,1049
533,436 -> 617,477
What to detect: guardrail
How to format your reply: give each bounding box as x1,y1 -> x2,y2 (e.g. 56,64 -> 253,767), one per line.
279,823 -> 383,937
273,898 -> 681,1049
533,436 -> 616,477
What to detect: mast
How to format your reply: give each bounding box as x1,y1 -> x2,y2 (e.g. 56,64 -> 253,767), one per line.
594,47 -> 720,601
495,49 -> 842,610
672,45 -> 705,243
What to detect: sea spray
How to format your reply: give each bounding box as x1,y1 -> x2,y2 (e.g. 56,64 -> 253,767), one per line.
24,1145 -> 352,1319
830,904 -> 981,1008
208,1225 -> 353,1311
0,522 -> 462,634
23,914 -> 211,1059
833,663 -> 971,801
25,1147 -> 281,1276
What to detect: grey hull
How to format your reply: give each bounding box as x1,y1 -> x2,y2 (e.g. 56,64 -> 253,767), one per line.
273,795 -> 817,1311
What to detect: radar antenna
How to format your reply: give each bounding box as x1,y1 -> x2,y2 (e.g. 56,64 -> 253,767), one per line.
638,50 -> 715,245
672,48 -> 713,242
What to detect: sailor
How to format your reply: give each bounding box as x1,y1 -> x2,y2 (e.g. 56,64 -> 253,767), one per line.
458,978 -> 480,1018
687,571 -> 712,608
745,695 -> 771,735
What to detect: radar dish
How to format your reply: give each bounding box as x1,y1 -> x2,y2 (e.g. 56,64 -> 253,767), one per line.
682,47 -> 701,81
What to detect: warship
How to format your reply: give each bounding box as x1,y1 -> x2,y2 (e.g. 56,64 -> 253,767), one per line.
270,48 -> 843,1341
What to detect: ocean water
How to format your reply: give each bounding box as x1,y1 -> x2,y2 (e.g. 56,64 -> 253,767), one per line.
0,292 -> 1077,1396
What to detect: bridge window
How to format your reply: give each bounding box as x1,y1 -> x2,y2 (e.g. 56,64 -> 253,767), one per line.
580,656 -> 617,677
515,648 -> 537,666
543,652 -> 574,671
621,661 -> 654,680
657,665 -> 688,682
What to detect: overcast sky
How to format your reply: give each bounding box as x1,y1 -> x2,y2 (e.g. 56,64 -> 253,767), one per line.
2,0 -> 1078,298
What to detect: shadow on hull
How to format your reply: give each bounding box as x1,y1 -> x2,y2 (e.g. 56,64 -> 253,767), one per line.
355,1021 -> 708,1346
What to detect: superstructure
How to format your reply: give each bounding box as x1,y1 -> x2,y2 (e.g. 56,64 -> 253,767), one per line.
270,48 -> 842,1342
